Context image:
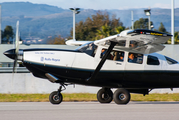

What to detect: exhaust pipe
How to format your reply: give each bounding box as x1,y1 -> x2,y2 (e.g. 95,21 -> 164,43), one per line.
45,73 -> 59,83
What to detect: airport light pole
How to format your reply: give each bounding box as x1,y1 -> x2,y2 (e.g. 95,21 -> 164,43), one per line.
131,11 -> 134,30
69,8 -> 80,40
171,0 -> 175,44
144,8 -> 151,30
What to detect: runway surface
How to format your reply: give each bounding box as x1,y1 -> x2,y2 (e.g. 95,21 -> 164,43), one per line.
0,102 -> 179,120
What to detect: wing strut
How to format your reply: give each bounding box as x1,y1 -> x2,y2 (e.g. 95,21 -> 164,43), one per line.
86,41 -> 117,82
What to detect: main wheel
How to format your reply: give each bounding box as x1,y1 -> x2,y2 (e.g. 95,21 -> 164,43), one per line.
113,88 -> 130,105
49,91 -> 63,105
97,88 -> 113,103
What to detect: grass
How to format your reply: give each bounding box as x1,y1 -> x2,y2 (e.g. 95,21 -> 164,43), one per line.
0,93 -> 179,102
131,93 -> 179,102
0,94 -> 49,102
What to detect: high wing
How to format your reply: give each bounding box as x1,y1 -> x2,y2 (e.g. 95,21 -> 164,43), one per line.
94,29 -> 172,54
87,29 -> 172,82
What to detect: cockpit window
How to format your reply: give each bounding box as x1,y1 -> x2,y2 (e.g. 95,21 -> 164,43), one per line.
76,42 -> 97,57
165,56 -> 178,65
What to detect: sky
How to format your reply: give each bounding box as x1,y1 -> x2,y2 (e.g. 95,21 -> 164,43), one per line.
0,0 -> 178,10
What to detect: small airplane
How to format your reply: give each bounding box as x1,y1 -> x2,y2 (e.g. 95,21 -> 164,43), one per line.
4,21 -> 178,105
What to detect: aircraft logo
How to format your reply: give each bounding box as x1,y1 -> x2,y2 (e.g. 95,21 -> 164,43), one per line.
41,57 -> 44,61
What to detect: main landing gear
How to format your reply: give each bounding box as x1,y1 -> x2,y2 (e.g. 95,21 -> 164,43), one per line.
97,88 -> 131,105
97,88 -> 113,103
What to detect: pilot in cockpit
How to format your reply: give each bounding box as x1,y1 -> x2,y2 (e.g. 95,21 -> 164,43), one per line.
101,49 -> 113,60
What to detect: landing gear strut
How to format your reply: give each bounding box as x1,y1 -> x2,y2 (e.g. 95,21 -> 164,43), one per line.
49,84 -> 66,105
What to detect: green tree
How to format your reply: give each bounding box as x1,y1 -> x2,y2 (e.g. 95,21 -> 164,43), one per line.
158,22 -> 167,33
174,32 -> 179,44
1,30 -> 3,42
47,35 -> 65,44
71,11 -> 124,41
96,24 -> 112,39
74,21 -> 89,40
115,26 -> 125,34
165,32 -> 179,44
3,26 -> 14,44
134,18 -> 153,29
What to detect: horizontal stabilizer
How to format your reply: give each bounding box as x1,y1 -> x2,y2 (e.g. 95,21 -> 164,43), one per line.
66,39 -> 93,46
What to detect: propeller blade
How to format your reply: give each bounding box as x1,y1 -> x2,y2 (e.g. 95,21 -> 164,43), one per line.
15,21 -> 19,55
13,21 -> 20,73
13,57 -> 17,73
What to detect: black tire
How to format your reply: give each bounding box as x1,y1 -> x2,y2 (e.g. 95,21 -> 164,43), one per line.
49,91 -> 63,105
113,88 -> 130,105
97,88 -> 113,103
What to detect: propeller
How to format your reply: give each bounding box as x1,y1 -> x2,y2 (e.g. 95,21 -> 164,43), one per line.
13,21 -> 20,73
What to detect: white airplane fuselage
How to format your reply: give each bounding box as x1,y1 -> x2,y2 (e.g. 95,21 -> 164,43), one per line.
5,44 -> 177,91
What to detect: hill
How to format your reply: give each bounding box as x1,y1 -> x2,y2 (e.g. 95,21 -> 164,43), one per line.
1,2 -> 66,17
0,2 -> 179,42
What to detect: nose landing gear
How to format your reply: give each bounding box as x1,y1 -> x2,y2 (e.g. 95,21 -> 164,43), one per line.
49,91 -> 63,104
49,84 -> 66,105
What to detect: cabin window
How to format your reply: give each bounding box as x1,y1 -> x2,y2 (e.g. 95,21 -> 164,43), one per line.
147,55 -> 160,65
165,56 -> 178,65
105,40 -> 126,47
130,40 -> 137,48
77,42 -> 97,57
100,49 -> 125,62
128,52 -> 143,64
116,40 -> 126,47
130,40 -> 144,48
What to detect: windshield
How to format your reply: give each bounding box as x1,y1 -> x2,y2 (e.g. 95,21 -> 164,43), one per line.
75,42 -> 97,57
165,56 -> 178,65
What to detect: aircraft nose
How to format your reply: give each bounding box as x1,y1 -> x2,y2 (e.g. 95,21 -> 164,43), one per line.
3,49 -> 16,60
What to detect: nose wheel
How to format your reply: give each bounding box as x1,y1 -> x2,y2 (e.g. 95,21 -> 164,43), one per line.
49,91 -> 63,104
49,84 -> 65,105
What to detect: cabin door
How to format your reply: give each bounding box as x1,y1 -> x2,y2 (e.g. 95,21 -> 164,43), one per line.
123,52 -> 145,87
